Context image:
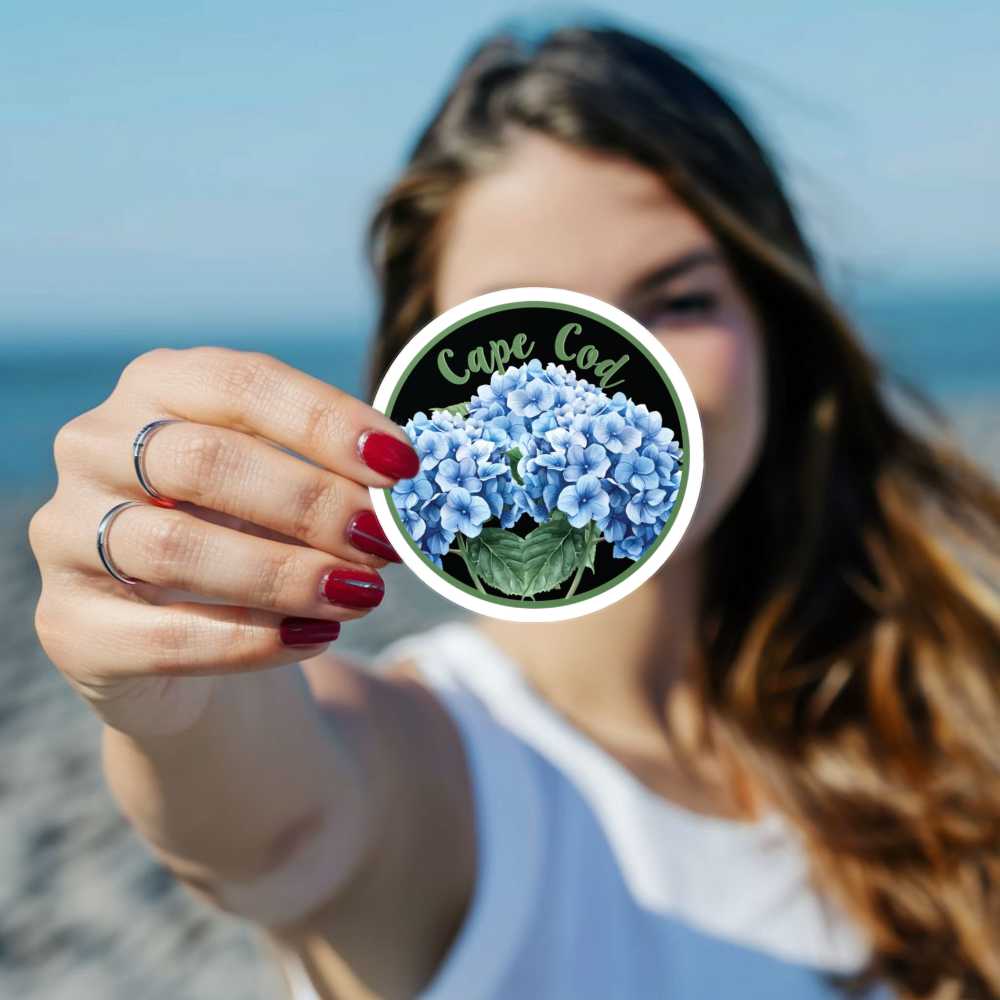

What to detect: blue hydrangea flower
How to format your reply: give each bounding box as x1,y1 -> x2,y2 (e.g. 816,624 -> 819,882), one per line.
610,454 -> 660,492
391,359 -> 684,567
593,411 -> 643,454
420,503 -> 453,568
440,487 -> 492,537
643,440 -> 677,482
394,476 -> 434,509
626,487 -> 668,525
414,427 -> 450,470
613,528 -> 651,560
563,443 -> 611,482
508,378 -> 557,418
391,408 -> 520,563
544,425 -> 586,451
556,474 -> 611,528
400,506 -> 426,540
435,457 -> 481,494
598,503 -> 631,543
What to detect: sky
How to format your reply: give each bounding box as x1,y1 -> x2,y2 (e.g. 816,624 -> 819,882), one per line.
2,1 -> 998,338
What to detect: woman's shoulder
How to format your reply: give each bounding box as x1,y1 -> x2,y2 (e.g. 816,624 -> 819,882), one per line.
362,620 -> 551,999
373,617 -> 552,875
371,618 -> 880,986
371,616 -> 510,687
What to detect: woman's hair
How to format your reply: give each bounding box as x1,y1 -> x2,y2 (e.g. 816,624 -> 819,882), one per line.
361,20 -> 1000,999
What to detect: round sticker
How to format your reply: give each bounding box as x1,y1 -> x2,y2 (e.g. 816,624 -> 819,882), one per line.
369,288 -> 703,622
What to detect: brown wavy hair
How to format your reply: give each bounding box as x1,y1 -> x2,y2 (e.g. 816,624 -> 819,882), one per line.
360,21 -> 1000,999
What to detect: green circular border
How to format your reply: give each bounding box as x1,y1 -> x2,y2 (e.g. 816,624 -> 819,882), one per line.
382,300 -> 692,608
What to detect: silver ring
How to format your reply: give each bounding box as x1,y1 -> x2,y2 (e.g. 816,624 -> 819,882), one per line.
96,500 -> 147,585
133,418 -> 183,503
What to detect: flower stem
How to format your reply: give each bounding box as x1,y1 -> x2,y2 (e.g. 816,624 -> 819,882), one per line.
457,535 -> 487,593
565,560 -> 587,599
565,521 -> 598,598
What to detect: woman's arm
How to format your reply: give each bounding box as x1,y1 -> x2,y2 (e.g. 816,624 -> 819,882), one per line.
104,649 -> 477,998
27,345 -> 475,995
263,654 -> 477,999
101,655 -> 368,918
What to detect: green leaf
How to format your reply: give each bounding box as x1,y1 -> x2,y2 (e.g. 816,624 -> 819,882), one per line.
506,445 -> 524,484
578,521 -> 599,574
520,511 -> 584,598
463,527 -> 526,596
430,401 -> 470,417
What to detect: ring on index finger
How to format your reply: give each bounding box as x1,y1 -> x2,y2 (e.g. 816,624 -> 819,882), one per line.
133,418 -> 184,508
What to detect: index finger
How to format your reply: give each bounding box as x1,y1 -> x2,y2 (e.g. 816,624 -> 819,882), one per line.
127,347 -> 420,486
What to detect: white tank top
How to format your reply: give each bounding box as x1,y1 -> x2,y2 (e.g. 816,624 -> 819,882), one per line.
278,618 -> 893,999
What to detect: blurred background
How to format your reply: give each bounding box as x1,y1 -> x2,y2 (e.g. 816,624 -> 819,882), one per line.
2,2 -> 997,997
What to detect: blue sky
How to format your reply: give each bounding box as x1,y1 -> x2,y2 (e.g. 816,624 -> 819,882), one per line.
2,1 -> 998,337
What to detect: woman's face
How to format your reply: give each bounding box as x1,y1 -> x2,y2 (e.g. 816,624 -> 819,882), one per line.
432,130 -> 768,555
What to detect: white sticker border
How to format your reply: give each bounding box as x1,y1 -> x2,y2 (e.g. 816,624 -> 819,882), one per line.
369,287 -> 704,623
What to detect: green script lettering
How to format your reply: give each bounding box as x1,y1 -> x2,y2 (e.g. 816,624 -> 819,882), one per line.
436,323 -> 627,388
467,346 -> 490,374
437,334 -> 537,384
554,322 -> 582,361
594,354 -> 629,390
511,332 -> 534,359
553,321 -> 630,389
437,347 -> 469,385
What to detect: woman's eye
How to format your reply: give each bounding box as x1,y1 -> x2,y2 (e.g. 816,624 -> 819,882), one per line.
640,293 -> 717,326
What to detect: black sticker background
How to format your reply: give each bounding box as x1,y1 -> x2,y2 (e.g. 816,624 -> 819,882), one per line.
387,304 -> 684,598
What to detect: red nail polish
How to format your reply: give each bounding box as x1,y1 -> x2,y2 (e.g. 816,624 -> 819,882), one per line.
346,510 -> 402,563
321,568 -> 385,608
280,617 -> 341,646
356,430 -> 420,479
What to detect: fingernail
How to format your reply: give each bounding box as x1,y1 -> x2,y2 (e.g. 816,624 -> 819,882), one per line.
280,617 -> 341,646
346,509 -> 402,563
356,430 -> 420,479
321,567 -> 385,608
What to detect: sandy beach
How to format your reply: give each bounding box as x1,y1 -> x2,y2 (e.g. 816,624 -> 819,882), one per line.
0,492 -> 462,1000
2,395 -> 996,999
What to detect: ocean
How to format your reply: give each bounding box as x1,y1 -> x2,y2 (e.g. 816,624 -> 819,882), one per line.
3,289 -> 997,499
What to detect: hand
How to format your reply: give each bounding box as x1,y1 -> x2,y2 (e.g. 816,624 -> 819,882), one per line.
28,346 -> 419,738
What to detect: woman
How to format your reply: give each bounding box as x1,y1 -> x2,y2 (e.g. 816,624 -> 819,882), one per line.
28,21 -> 999,1000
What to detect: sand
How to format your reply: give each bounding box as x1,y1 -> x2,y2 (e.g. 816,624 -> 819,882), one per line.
0,491 -> 461,1000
